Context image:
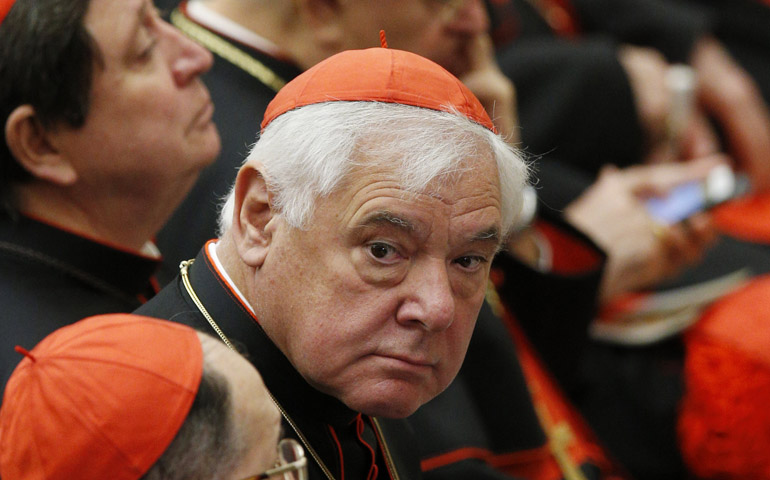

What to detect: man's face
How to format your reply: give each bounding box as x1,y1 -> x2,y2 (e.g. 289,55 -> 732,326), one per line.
55,0 -> 219,200
258,149 -> 503,418
337,0 -> 489,77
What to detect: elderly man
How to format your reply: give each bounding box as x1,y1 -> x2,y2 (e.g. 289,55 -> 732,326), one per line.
0,313 -> 308,480
137,45 -> 530,479
0,0 -> 219,391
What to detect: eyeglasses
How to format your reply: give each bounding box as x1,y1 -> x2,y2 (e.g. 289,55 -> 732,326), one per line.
241,438 -> 308,480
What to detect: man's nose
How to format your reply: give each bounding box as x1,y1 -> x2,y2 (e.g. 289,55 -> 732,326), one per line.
161,20 -> 214,86
396,260 -> 456,332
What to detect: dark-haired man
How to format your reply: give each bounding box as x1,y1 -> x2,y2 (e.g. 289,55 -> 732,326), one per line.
0,0 -> 220,392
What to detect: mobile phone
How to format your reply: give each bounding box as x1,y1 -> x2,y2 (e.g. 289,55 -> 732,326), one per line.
646,165 -> 751,225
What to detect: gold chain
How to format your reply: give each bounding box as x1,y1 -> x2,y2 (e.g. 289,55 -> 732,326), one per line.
179,259 -> 336,480
180,259 -> 235,350
170,8 -> 287,93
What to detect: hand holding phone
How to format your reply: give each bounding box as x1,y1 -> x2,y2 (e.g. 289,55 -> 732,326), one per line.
646,165 -> 751,225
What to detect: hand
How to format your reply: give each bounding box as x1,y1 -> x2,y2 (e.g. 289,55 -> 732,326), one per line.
460,34 -> 519,143
506,227 -> 549,271
564,156 -> 724,302
618,45 -> 720,164
691,36 -> 770,191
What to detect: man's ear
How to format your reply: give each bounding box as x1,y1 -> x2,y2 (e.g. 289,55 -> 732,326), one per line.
231,163 -> 276,268
4,105 -> 78,186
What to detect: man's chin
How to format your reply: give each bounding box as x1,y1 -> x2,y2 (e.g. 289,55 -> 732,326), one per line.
356,400 -> 421,419
344,388 -> 430,418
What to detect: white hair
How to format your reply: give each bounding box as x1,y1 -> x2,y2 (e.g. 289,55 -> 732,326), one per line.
218,101 -> 530,237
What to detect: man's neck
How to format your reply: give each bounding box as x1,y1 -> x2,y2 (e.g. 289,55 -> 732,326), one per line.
186,0 -> 286,58
214,235 -> 249,291
16,184 -> 161,254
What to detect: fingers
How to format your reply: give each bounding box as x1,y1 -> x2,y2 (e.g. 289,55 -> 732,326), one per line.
459,33 -> 519,142
466,33 -> 494,72
620,154 -> 730,197
574,162 -> 721,302
598,215 -> 715,303
653,212 -> 717,271
678,110 -> 720,160
618,45 -> 670,143
692,36 -> 770,191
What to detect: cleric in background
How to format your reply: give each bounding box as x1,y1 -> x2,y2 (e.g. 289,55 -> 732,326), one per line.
0,0 -> 219,393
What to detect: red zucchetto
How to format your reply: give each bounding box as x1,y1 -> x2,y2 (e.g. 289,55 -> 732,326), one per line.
262,44 -> 496,133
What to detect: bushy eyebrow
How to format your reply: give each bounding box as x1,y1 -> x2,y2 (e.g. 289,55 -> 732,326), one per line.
472,226 -> 501,245
356,211 -> 417,233
355,210 -> 501,249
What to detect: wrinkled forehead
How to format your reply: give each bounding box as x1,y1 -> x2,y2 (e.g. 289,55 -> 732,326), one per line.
328,147 -> 502,222
345,129 -> 498,190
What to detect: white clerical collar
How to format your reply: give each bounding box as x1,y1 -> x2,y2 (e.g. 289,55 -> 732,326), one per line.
207,241 -> 256,315
186,0 -> 286,58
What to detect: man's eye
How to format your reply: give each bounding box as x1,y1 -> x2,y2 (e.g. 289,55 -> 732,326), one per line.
454,255 -> 486,270
368,242 -> 398,262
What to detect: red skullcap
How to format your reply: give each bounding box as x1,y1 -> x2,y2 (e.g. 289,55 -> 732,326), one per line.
0,0 -> 15,25
679,275 -> 770,479
261,46 -> 496,133
0,314 -> 203,480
